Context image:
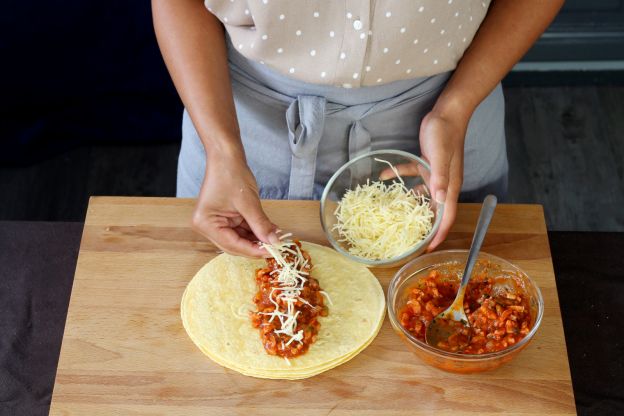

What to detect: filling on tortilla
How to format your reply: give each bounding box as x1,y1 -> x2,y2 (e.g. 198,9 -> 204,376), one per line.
251,238 -> 329,359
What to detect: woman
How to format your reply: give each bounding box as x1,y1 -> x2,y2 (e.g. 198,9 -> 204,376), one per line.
153,0 -> 563,257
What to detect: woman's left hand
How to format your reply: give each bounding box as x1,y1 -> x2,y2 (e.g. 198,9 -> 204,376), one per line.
418,110 -> 469,251
379,109 -> 469,250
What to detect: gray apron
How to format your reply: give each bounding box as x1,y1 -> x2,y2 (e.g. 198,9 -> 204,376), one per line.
178,44 -> 508,201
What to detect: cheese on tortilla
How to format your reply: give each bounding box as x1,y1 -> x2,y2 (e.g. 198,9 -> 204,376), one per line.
257,234 -> 311,349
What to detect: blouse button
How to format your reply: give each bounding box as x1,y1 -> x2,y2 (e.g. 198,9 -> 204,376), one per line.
353,20 -> 363,31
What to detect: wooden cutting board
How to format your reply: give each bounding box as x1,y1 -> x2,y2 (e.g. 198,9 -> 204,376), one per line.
50,197 -> 576,415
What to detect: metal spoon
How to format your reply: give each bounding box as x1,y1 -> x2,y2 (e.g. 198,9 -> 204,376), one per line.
425,194 -> 498,352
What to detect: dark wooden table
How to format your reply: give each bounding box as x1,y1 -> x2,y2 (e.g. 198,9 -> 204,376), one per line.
0,220 -> 623,416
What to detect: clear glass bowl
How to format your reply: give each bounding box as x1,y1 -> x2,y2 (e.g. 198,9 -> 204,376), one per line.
320,149 -> 443,268
387,250 -> 544,373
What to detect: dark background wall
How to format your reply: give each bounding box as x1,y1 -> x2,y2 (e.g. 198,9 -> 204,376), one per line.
2,0 -> 624,163
0,0 -> 182,164
525,0 -> 624,65
0,1 -> 623,231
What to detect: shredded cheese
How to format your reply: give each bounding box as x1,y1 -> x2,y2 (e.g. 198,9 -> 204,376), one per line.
332,158 -> 434,260
320,290 -> 333,306
259,235 -> 312,353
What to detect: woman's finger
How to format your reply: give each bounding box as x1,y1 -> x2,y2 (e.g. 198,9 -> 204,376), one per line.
427,159 -> 463,251
233,225 -> 257,242
427,193 -> 456,252
214,227 -> 267,257
238,192 -> 280,245
227,216 -> 244,228
378,162 -> 428,181
192,212 -> 266,257
238,219 -> 253,232
227,217 -> 259,240
426,154 -> 452,206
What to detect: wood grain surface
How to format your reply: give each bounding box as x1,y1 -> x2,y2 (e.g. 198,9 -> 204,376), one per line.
50,197 -> 576,415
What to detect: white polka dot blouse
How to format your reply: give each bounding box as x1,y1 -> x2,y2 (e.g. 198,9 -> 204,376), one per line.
205,0 -> 491,88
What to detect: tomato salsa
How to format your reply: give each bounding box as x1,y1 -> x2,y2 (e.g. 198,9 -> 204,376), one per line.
251,240 -> 328,358
399,261 -> 532,354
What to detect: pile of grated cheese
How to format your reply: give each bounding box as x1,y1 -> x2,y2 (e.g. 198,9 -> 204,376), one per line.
332,158 -> 434,261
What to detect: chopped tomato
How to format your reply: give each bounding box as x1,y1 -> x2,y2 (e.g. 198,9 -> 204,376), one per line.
399,262 -> 532,354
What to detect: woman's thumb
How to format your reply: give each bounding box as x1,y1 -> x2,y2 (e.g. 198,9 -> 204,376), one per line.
426,149 -> 451,205
239,197 -> 279,244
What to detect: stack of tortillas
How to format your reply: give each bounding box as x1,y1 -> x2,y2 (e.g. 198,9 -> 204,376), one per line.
181,242 -> 385,379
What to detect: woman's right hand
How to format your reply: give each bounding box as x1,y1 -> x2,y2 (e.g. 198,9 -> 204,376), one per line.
191,151 -> 280,257
153,0 -> 276,256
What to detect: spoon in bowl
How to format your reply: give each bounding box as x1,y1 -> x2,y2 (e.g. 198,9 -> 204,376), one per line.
425,194 -> 498,352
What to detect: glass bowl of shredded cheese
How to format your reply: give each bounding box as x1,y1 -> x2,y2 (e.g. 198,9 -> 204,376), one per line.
320,149 -> 443,268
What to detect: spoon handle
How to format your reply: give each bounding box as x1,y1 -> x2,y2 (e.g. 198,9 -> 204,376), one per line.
459,195 -> 498,289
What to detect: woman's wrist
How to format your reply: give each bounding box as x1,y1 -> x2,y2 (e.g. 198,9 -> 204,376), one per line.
431,85 -> 476,129
202,131 -> 246,163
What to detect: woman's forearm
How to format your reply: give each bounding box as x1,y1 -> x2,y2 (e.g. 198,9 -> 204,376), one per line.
152,0 -> 243,159
433,0 -> 564,122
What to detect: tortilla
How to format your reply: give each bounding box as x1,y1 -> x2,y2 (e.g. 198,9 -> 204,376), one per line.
181,242 -> 385,379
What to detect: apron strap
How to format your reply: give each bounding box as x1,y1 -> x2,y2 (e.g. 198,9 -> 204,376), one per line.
347,120 -> 373,184
348,120 -> 372,160
286,95 -> 326,199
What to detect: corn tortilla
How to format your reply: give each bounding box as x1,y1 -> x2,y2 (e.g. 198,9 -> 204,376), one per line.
181,242 -> 385,379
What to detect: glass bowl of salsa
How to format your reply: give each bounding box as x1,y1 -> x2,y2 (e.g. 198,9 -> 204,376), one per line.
387,250 -> 544,373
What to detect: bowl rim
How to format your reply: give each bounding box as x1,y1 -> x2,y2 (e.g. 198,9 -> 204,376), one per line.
319,149 -> 444,266
387,249 -> 545,361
